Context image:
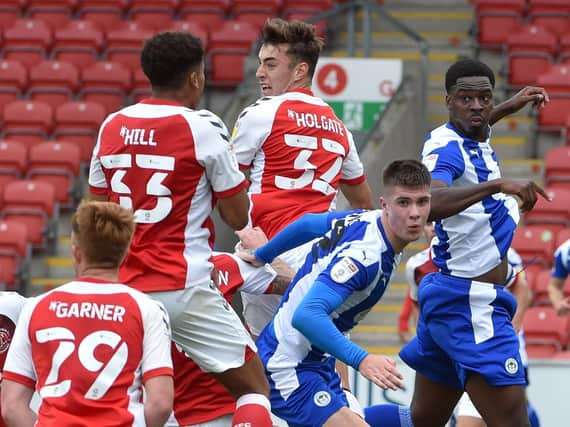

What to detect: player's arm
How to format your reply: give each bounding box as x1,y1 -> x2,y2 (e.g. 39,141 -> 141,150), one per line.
489,86 -> 548,126
0,380 -> 36,427
144,375 -> 174,427
508,269 -> 532,332
217,189 -> 249,230
548,275 -> 569,316
340,181 -> 374,209
267,258 -> 295,295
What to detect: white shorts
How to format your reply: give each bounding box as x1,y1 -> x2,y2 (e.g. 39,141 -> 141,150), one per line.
241,239 -> 316,336
165,414 -> 233,427
455,392 -> 482,419
150,281 -> 256,373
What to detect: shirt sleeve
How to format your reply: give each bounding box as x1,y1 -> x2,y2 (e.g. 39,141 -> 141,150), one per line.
88,113 -> 116,194
229,254 -> 278,296
552,242 -> 570,280
139,298 -> 174,382
340,130 -> 366,184
2,300 -> 36,387
422,140 -> 465,186
231,101 -> 272,169
193,111 -> 247,198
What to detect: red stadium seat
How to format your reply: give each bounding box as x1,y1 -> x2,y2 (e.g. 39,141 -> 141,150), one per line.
104,22 -> 154,72
26,141 -> 81,209
532,269 -> 562,306
2,100 -> 53,144
523,306 -> 568,358
0,59 -> 27,117
126,0 -> 177,32
3,19 -> 52,68
27,60 -> 79,109
231,0 -> 281,31
0,220 -> 29,291
53,101 -> 107,162
556,229 -> 570,249
560,34 -> 570,64
76,0 -> 128,32
0,141 -> 27,196
208,20 -> 258,88
131,68 -> 151,103
26,0 -> 75,30
282,0 -> 333,14
536,64 -> 570,129
528,0 -> 570,38
170,20 -> 209,50
511,224 -> 556,269
179,0 -> 228,32
79,61 -> 131,115
544,146 -> 570,189
524,188 -> 570,234
0,2 -> 23,31
52,20 -> 104,71
506,25 -> 557,88
0,180 -> 57,250
552,350 -> 570,359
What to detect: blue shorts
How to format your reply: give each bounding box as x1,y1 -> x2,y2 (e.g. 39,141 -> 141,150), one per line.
400,272 -> 526,389
265,357 -> 348,427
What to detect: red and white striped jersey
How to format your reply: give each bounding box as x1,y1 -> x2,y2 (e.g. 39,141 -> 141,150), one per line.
0,292 -> 26,427
232,88 -> 366,239
3,279 -> 173,427
89,99 -> 248,293
170,251 -> 276,425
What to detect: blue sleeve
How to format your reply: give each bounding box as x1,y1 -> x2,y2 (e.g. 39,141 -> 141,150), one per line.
291,280 -> 368,369
423,140 -> 465,186
552,246 -> 569,279
254,212 -> 337,264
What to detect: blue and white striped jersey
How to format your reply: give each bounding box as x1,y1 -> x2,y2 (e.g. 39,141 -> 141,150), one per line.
258,209 -> 401,373
422,123 -> 520,278
552,239 -> 570,280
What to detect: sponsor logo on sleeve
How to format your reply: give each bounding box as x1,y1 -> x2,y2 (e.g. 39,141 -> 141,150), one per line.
330,257 -> 359,283
423,153 -> 438,172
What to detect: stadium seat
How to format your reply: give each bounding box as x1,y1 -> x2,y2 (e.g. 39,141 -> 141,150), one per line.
532,268 -> 563,306
0,59 -> 27,117
2,100 -> 53,144
536,64 -> 570,129
511,224 -> 556,269
474,0 -> 526,49
524,188 -> 570,234
104,22 -> 154,72
76,0 -> 127,32
506,25 -> 557,88
170,20 -> 209,50
281,0 -> 334,14
131,68 -> 151,103
551,350 -> 570,359
0,140 -> 27,196
555,228 -> 570,249
79,61 -> 131,115
0,220 -> 30,291
26,0 -> 75,30
0,2 -> 23,31
3,19 -> 52,68
544,146 -> 570,189
523,306 -> 568,358
207,20 -> 258,88
26,142 -> 81,209
231,0 -> 281,30
53,101 -> 107,163
528,0 -> 570,38
179,0 -> 228,32
52,20 -> 104,71
27,60 -> 79,109
560,33 -> 570,64
0,180 -> 57,250
126,0 -> 177,32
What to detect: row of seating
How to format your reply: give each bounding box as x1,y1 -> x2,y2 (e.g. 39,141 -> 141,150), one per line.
474,0 -> 570,48
524,305 -> 570,358
526,265 -> 570,306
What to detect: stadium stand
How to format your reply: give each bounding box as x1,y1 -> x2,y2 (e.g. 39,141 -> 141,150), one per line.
0,141 -> 27,197
2,100 -> 53,145
0,59 -> 27,116
0,219 -> 30,291
473,0 -> 525,49
27,60 -> 79,110
523,306 -> 568,358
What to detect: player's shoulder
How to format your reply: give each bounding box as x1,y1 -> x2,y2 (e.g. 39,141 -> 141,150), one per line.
423,123 -> 464,152
236,96 -> 278,120
0,292 -> 27,320
556,239 -> 570,255
407,247 -> 431,269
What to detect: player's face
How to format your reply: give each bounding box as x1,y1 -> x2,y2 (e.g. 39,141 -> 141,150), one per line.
446,76 -> 494,142
381,185 -> 431,250
256,43 -> 299,96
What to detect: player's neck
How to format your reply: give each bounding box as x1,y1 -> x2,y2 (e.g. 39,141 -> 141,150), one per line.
380,215 -> 407,253
76,267 -> 119,282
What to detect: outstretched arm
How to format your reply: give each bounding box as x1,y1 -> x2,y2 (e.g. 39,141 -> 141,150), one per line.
489,86 -> 549,126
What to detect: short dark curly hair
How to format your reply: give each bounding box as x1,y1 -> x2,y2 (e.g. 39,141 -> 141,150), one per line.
141,31 -> 204,89
261,18 -> 324,78
445,59 -> 495,93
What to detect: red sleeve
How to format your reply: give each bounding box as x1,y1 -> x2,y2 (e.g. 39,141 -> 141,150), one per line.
340,175 -> 366,185
213,179 -> 248,199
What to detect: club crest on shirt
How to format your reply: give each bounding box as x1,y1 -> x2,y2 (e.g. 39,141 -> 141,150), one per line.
0,328 -> 11,353
423,153 -> 438,172
504,357 -> 519,375
330,257 -> 358,283
313,390 -> 331,407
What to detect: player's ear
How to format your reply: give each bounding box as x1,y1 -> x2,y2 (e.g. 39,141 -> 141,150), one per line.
295,62 -> 309,80
379,196 -> 387,210
189,71 -> 199,89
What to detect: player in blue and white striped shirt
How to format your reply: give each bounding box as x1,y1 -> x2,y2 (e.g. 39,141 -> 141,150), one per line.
237,160 -> 432,427
398,59 -> 549,427
548,239 -> 570,316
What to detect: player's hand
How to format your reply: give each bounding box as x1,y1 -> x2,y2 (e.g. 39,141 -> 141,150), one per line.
509,86 -> 549,111
235,226 -> 269,250
499,179 -> 550,213
358,354 -> 403,391
555,298 -> 570,316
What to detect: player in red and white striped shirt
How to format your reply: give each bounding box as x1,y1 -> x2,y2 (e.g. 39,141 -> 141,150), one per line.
89,32 -> 273,427
1,201 -> 174,427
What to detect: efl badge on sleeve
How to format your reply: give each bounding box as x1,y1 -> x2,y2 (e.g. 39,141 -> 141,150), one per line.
423,153 -> 438,172
330,257 -> 359,283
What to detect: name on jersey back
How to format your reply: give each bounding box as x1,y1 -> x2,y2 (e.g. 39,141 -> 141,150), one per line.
49,301 -> 126,322
120,125 -> 157,146
288,109 -> 345,136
